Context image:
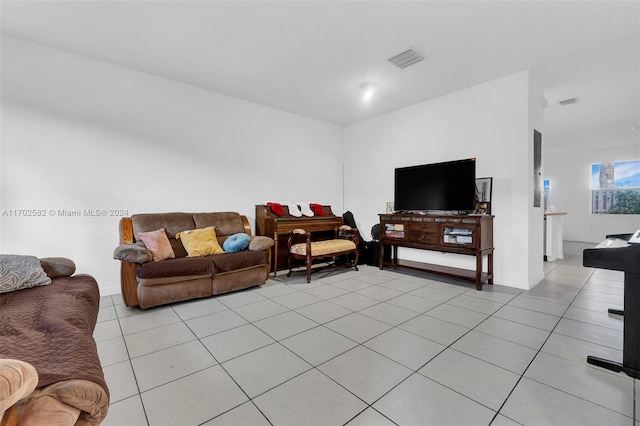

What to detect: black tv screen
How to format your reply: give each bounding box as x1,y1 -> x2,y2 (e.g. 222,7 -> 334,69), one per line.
394,158 -> 476,213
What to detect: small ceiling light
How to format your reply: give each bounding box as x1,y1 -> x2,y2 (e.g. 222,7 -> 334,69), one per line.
360,83 -> 376,103
363,85 -> 375,102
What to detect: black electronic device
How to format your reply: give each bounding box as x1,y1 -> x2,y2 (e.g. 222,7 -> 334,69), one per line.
394,158 -> 476,214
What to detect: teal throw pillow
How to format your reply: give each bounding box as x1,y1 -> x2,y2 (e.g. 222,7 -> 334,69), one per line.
223,233 -> 250,253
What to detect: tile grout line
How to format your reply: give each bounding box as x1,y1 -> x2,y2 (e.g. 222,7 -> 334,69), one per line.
492,258 -> 635,424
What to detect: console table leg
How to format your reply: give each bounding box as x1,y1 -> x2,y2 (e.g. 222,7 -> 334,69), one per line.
475,254 -> 483,290
487,252 -> 494,285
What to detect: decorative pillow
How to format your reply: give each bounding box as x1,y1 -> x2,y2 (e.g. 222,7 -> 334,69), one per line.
0,254 -> 52,294
113,243 -> 153,264
223,233 -> 251,253
176,226 -> 225,257
249,236 -> 275,251
39,257 -> 76,278
138,228 -> 175,261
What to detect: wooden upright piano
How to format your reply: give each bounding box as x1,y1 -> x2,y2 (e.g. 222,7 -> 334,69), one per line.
255,204 -> 343,276
583,232 -> 640,378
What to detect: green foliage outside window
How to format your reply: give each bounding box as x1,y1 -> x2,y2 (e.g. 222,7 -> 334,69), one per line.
608,190 -> 640,214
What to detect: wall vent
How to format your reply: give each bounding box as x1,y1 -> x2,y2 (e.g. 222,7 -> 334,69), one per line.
558,97 -> 580,106
388,49 -> 425,69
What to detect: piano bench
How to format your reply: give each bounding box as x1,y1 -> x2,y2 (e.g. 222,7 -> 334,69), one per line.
287,226 -> 359,283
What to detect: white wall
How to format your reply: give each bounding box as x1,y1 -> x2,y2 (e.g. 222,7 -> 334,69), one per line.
0,36 -> 550,294
343,71 -> 544,290
544,134 -> 640,243
0,37 -> 343,296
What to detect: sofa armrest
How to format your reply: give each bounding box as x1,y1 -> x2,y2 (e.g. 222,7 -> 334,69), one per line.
120,261 -> 139,308
24,380 -> 109,426
117,216 -> 141,307
39,257 -> 76,278
248,236 -> 274,251
248,236 -> 273,279
0,359 -> 39,426
113,243 -> 152,264
113,243 -> 148,308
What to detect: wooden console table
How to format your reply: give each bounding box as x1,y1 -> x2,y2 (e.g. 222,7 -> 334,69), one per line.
379,213 -> 494,290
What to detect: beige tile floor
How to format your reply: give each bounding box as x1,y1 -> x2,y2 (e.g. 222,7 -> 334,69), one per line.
96,241 -> 635,425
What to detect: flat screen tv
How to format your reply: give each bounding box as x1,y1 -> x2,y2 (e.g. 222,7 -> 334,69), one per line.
394,158 -> 476,214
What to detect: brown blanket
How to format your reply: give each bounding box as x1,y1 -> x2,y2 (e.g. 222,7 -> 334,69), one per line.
0,274 -> 109,398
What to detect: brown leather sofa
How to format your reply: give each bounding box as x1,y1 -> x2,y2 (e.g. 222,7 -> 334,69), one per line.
114,212 -> 273,309
0,259 -> 109,426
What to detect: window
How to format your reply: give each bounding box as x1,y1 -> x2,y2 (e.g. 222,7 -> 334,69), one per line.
591,161 -> 640,214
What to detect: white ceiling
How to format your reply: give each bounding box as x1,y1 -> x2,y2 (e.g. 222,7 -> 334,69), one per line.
1,1 -> 638,147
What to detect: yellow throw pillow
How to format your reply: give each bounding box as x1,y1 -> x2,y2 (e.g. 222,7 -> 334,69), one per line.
176,226 -> 225,257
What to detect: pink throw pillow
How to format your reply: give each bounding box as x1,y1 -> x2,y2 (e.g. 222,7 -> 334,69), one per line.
138,228 -> 175,261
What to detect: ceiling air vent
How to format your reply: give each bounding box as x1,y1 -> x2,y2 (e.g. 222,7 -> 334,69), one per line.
388,49 -> 425,69
558,97 -> 580,106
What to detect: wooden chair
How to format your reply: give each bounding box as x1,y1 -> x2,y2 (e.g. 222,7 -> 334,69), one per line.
287,225 -> 359,283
